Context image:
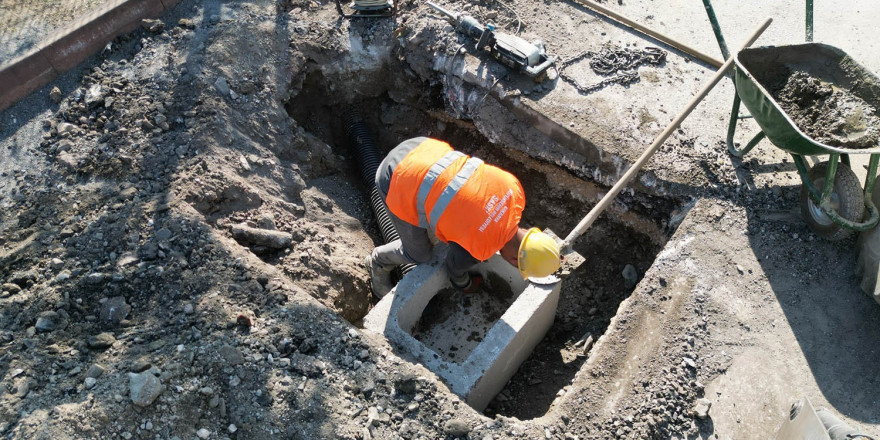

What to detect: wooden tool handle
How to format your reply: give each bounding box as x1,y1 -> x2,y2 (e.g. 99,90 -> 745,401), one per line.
562,18 -> 773,249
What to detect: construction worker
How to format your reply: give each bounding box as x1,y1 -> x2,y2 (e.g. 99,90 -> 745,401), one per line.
365,137 -> 561,298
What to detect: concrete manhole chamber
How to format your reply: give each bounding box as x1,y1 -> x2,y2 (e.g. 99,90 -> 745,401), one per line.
285,31 -> 685,420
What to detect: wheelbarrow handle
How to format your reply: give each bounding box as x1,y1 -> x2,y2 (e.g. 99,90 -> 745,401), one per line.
562,18 -> 773,249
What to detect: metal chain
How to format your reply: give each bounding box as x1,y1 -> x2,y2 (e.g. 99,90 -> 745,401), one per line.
558,46 -> 667,94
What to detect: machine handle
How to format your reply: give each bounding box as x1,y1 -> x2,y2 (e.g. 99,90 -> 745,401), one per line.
525,55 -> 557,77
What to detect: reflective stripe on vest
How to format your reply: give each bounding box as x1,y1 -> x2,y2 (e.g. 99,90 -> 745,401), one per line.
427,157 -> 484,234
415,151 -> 464,228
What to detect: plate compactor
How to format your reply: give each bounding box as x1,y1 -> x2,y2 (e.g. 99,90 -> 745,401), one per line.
427,2 -> 556,80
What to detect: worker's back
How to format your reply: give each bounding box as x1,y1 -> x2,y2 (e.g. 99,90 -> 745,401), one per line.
385,138 -> 525,260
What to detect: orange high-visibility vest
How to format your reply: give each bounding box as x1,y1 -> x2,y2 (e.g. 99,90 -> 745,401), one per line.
386,138 -> 525,261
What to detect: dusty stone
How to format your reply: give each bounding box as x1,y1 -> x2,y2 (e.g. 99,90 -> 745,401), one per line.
56,270 -> 72,282
85,272 -> 105,284
49,86 -> 63,103
394,374 -> 418,394
55,152 -> 79,171
1,283 -> 21,295
155,227 -> 172,242
238,155 -> 251,171
622,264 -> 639,289
84,377 -> 97,389
141,19 -> 165,33
56,122 -> 76,135
86,364 -> 106,379
87,332 -> 116,350
139,242 -> 159,260
140,119 -> 155,130
35,311 -> 66,332
231,223 -> 292,250
11,377 -> 31,399
131,359 -> 152,373
54,139 -> 73,153
129,372 -> 164,407
100,296 -> 131,324
445,419 -> 471,437
85,84 -> 104,108
214,77 -> 230,96
217,344 -> 245,366
196,428 -> 211,439
692,399 -> 711,420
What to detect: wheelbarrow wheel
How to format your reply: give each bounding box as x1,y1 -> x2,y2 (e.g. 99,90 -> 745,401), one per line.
799,161 -> 864,241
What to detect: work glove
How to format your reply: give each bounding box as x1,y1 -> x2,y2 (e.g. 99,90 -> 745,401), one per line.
453,274 -> 484,294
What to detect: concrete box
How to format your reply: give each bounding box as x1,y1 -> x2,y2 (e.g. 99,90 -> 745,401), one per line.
364,246 -> 561,411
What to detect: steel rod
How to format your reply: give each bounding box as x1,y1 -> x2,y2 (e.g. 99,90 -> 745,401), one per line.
806,0 -> 814,42
701,0 -> 730,60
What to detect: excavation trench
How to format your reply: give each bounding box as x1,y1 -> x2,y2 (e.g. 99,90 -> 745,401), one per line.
285,67 -> 682,419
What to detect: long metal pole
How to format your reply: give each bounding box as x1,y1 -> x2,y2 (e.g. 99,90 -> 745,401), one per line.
806,0 -> 814,42
572,0 -> 724,68
562,18 -> 773,249
701,0 -> 730,60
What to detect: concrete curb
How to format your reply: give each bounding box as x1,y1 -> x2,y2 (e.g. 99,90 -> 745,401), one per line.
364,249 -> 561,411
0,0 -> 182,112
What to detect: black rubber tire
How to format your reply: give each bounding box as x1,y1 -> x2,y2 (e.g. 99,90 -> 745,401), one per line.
856,178 -> 880,303
798,161 -> 864,241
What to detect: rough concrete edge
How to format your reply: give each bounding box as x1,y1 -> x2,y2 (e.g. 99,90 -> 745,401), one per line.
0,0 -> 182,112
535,199 -> 706,425
365,251 -> 561,411
464,281 -> 561,411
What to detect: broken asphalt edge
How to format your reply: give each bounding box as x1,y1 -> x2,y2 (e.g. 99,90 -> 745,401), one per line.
0,0 -> 182,112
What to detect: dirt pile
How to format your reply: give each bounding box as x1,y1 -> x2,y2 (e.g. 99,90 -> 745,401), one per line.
772,70 -> 880,149
0,2 -> 474,438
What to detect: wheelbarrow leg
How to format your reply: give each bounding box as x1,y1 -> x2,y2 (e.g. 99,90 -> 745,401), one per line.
857,154 -> 880,304
726,93 -> 766,157
861,154 -> 880,228
865,154 -> 880,201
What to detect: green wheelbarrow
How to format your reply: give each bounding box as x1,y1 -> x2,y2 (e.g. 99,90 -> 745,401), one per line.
704,1 -> 880,240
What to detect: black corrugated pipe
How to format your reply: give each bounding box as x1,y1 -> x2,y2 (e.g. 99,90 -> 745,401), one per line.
344,111 -> 415,274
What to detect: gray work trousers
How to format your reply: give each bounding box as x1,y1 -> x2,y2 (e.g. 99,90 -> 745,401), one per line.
371,137 -> 478,287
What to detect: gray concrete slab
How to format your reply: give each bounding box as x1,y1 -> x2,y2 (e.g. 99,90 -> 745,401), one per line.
364,246 -> 561,411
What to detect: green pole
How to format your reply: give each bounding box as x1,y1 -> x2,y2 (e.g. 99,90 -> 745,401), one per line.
702,0 -> 730,59
806,0 -> 814,42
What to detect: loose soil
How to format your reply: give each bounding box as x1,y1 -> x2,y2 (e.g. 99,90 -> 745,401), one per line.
1,0 -> 879,439
771,70 -> 880,149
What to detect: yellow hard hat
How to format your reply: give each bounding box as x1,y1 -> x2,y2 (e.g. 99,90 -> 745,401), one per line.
517,228 -> 561,279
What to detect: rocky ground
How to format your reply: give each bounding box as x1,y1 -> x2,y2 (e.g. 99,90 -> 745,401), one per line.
1,0 -> 879,439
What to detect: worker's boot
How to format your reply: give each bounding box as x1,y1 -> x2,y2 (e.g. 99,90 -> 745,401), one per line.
365,253 -> 395,298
